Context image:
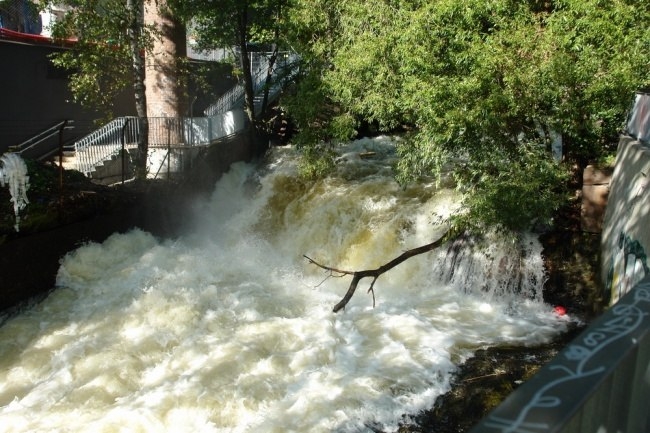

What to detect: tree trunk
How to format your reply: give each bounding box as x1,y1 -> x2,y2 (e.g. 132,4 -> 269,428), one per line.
144,0 -> 187,119
237,2 -> 256,126
127,0 -> 148,179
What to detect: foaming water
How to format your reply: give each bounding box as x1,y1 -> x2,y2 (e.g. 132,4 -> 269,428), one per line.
0,137 -> 569,432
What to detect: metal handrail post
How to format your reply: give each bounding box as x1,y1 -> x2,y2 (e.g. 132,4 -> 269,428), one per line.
58,120 -> 68,191
167,119 -> 171,180
57,119 -> 69,217
121,118 -> 130,184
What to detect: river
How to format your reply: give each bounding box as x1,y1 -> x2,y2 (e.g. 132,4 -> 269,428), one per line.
0,136 -> 571,432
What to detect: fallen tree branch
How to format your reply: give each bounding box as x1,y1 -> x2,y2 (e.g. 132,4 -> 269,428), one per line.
305,230 -> 450,312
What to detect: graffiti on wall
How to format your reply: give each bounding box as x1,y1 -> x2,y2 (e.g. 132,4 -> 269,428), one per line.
606,232 -> 649,304
481,277 -> 650,433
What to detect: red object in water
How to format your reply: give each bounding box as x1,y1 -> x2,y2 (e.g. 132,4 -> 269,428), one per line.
554,306 -> 567,316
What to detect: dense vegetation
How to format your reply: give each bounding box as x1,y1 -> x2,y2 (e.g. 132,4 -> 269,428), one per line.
280,0 -> 649,231
33,0 -> 650,232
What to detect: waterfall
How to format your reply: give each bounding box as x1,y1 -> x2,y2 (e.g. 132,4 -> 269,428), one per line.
0,137 -> 570,433
441,231 -> 546,301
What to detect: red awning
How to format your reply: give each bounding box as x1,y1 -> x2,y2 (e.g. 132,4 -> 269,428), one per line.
0,27 -> 76,46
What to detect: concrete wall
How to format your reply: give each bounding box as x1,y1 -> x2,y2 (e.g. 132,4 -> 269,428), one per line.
470,274 -> 650,433
601,136 -> 650,305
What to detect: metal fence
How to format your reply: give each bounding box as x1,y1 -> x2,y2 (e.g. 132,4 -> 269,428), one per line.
0,0 -> 42,34
73,111 -> 248,177
186,44 -> 231,63
470,275 -> 650,433
74,117 -> 139,176
204,51 -> 299,116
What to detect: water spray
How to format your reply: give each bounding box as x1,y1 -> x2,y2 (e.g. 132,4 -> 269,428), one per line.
0,153 -> 30,232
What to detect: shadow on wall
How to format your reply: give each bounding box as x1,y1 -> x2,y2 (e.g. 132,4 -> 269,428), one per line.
601,136 -> 650,305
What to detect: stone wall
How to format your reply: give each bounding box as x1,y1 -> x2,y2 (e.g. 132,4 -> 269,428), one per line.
601,136 -> 650,305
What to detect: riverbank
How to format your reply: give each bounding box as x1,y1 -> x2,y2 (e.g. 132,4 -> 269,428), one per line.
0,162 -> 209,313
0,130 -> 262,313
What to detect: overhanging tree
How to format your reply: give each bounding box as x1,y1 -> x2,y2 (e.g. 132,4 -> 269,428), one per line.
285,0 -> 650,232
175,0 -> 289,129
280,0 -> 650,310
43,0 -> 153,178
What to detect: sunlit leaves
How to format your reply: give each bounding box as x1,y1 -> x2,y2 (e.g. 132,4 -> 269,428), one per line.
454,142 -> 570,231
40,0 -> 153,119
286,0 -> 650,230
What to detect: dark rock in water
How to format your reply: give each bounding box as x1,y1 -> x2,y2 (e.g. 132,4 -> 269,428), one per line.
398,325 -> 584,433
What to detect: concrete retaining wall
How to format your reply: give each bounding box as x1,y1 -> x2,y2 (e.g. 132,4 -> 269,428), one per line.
601,136 -> 650,305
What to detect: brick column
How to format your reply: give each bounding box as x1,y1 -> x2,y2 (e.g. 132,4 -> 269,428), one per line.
144,0 -> 187,119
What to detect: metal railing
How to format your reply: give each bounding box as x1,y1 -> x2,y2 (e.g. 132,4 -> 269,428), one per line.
74,117 -> 139,176
9,120 -> 74,160
204,51 -> 299,116
186,44 -> 231,63
470,275 -> 650,433
72,111 -> 249,177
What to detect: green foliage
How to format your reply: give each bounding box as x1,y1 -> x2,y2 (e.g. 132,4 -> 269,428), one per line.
297,142 -> 336,180
285,0 -> 650,231
453,142 -> 570,231
175,0 -> 287,50
175,0 -> 291,124
40,0 -> 154,119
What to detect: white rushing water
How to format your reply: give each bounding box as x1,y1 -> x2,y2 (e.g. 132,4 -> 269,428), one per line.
0,137 -> 570,432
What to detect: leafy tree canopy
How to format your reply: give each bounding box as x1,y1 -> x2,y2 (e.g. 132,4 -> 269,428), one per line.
39,0 -> 154,121
283,0 -> 650,231
174,0 -> 290,124
175,0 -> 285,51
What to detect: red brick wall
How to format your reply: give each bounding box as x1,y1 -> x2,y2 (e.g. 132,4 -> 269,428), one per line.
144,0 -> 187,118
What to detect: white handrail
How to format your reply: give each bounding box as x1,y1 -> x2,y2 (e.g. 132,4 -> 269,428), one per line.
71,112 -> 250,177
74,117 -> 139,175
204,51 -> 299,116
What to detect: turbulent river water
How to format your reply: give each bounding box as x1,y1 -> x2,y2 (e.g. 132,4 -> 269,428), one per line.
0,137 -> 570,432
